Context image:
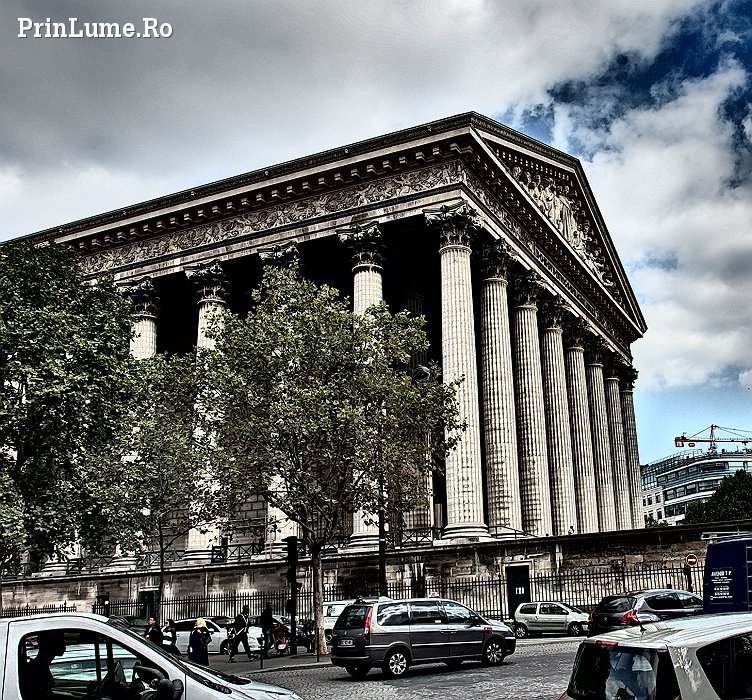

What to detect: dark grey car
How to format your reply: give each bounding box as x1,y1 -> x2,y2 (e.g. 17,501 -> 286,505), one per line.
588,588 -> 703,636
330,597 -> 516,678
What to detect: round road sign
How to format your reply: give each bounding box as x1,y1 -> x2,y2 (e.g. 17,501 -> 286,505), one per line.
685,553 -> 698,567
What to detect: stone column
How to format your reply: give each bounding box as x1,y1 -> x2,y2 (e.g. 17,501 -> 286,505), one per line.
479,240 -> 522,534
424,201 -> 488,540
339,222 -> 384,547
187,261 -> 229,351
512,272 -> 553,537
184,262 -> 229,555
259,242 -> 303,549
563,321 -> 598,533
620,367 -> 644,529
402,288 -> 433,530
605,366 -> 632,530
585,341 -> 617,532
124,278 -> 158,359
540,299 -> 578,537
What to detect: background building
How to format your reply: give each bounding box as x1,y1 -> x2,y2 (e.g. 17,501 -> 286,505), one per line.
27,112 -> 647,564
642,447 -> 752,524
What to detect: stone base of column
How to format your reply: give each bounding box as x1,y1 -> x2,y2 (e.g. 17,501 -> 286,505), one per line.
178,548 -> 216,567
440,522 -> 492,541
346,533 -> 380,549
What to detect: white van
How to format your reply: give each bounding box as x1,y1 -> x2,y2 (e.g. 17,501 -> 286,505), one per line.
1,612 -> 302,700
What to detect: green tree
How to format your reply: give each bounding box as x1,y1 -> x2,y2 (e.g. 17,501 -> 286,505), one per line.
203,265 -> 463,652
0,241 -> 134,571
684,469 -> 752,524
90,353 -> 245,603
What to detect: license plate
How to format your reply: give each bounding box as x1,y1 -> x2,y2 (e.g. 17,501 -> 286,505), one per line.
339,638 -> 353,646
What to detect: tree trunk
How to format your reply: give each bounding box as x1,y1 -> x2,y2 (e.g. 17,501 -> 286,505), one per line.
310,544 -> 328,655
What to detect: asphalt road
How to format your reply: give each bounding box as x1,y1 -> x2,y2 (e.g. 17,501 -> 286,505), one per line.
240,638 -> 581,700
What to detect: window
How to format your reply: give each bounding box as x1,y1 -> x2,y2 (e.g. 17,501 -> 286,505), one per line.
686,483 -> 697,495
656,510 -> 663,519
647,496 -> 653,506
334,605 -> 370,630
409,601 -> 444,623
19,628 -> 166,700
442,601 -> 475,624
540,604 -> 566,615
645,593 -> 679,611
697,633 -> 752,699
377,602 -> 409,626
676,593 -> 702,609
656,494 -> 661,503
174,620 -> 194,632
518,604 -> 537,615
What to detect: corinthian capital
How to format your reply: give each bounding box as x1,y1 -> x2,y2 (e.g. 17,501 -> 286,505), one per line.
513,271 -> 545,308
479,238 -> 517,281
259,241 -> 300,268
540,297 -> 569,330
619,365 -> 639,389
123,277 -> 159,318
563,318 -> 592,349
338,221 -> 383,268
186,261 -> 229,304
424,201 -> 481,248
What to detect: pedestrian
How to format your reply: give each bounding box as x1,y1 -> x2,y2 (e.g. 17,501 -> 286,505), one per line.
144,616 -> 164,646
188,618 -> 212,665
228,604 -> 254,662
260,601 -> 275,657
162,619 -> 181,655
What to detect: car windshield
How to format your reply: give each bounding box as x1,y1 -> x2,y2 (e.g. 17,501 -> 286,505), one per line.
594,596 -> 636,613
568,643 -> 680,700
334,605 -> 370,630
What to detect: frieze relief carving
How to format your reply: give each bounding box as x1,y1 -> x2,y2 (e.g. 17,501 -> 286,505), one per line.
81,161 -> 465,276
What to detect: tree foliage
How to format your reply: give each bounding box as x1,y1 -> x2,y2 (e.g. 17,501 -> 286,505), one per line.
202,264 -> 463,649
87,353 -> 241,600
684,468 -> 752,524
0,241 -> 134,569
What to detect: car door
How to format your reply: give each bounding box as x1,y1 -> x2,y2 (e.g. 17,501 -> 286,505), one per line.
408,600 -> 449,662
676,592 -> 704,617
173,619 -> 194,653
644,593 -> 682,620
538,603 -> 568,633
442,600 -> 485,658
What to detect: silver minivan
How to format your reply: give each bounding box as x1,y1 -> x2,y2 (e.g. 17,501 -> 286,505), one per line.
513,601 -> 589,638
331,597 -> 516,678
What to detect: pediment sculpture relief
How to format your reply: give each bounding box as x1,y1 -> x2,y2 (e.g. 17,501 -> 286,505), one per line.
509,166 -> 615,291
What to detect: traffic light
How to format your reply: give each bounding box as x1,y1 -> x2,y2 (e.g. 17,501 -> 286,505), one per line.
284,536 -> 298,584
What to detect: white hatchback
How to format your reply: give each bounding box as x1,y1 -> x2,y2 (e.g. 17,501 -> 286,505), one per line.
559,612 -> 752,699
168,617 -> 260,656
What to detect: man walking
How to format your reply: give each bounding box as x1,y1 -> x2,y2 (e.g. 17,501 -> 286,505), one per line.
228,604 -> 254,662
261,601 -> 275,657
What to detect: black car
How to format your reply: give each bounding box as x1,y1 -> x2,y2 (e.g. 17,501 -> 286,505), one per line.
588,588 -> 703,636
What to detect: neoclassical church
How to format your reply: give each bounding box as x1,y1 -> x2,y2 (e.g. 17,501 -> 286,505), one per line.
35,112 -> 646,554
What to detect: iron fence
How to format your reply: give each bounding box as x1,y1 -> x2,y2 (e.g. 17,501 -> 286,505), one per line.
92,561 -> 705,624
2,603 -> 77,618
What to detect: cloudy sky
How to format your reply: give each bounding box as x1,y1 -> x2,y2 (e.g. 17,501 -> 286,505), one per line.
3,0 -> 752,463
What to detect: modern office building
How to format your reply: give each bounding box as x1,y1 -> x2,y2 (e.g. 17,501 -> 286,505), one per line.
641,448 -> 752,524
28,112 -> 646,553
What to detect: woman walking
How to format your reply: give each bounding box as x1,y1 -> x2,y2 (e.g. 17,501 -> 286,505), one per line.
162,619 -> 181,656
188,618 -> 212,665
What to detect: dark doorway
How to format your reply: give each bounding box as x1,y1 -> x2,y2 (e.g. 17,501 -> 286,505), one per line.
505,564 -> 531,616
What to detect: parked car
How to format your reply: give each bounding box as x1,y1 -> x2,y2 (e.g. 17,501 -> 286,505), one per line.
513,601 -> 589,638
559,612 -> 752,699
331,596 -> 516,678
168,616 -> 261,655
588,588 -> 703,636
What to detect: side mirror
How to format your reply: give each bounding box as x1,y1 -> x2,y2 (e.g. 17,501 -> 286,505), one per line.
156,678 -> 184,700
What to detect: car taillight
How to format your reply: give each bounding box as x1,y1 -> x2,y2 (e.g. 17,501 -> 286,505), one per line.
363,607 -> 372,642
587,613 -> 592,623
556,691 -> 570,700
620,609 -> 639,625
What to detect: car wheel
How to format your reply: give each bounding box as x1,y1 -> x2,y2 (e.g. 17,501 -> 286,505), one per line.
325,629 -> 333,644
513,623 -> 528,639
220,640 -> 229,656
568,622 -> 583,637
481,639 -> 506,666
382,649 -> 410,678
345,664 -> 369,679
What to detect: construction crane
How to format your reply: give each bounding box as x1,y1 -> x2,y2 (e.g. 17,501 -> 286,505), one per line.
674,424 -> 752,451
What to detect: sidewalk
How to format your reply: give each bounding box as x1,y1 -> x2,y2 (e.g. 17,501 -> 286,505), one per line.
210,647 -> 332,675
